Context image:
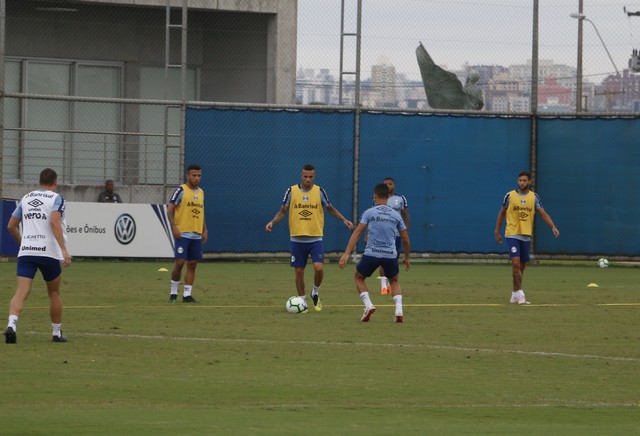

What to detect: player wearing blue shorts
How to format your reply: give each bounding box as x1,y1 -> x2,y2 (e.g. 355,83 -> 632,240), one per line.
167,163 -> 208,303
374,177 -> 409,295
495,170 -> 560,305
5,168 -> 73,344
339,183 -> 410,323
266,164 -> 354,312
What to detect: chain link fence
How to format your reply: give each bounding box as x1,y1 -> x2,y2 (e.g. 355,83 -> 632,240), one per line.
299,0 -> 640,111
2,0 -> 640,204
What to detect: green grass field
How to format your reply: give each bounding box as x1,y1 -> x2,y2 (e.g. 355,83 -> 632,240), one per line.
0,259 -> 638,435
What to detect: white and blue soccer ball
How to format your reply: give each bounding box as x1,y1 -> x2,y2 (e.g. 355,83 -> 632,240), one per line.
597,258 -> 609,268
285,296 -> 307,314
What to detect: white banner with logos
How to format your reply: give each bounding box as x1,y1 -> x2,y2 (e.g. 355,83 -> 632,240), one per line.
65,202 -> 174,257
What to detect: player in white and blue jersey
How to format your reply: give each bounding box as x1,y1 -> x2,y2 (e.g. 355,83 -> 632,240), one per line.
373,177 -> 409,294
339,183 -> 410,323
5,168 -> 72,344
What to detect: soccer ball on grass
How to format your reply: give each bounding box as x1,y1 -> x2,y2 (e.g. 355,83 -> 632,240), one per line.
285,296 -> 307,314
597,258 -> 609,268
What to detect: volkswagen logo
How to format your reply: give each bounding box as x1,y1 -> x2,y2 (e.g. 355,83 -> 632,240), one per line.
115,213 -> 136,245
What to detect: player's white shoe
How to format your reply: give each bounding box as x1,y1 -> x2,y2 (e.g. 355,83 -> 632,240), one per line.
510,290 -> 530,305
361,306 -> 376,322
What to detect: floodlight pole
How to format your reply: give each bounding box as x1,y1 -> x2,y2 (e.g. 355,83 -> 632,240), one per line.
572,0 -> 584,112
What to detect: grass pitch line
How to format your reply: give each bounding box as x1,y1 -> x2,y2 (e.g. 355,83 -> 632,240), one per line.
252,400 -> 639,409
42,302 -> 640,310
25,330 -> 640,363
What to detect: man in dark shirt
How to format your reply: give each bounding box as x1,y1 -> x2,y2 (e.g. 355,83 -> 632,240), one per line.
97,180 -> 123,203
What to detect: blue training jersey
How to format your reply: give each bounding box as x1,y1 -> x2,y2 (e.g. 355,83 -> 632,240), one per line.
372,193 -> 407,237
360,204 -> 407,259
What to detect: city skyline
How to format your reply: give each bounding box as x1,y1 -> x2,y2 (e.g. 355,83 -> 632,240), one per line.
297,0 -> 640,84
296,56 -> 640,112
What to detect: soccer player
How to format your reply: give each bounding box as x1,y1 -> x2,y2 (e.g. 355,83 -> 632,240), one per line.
265,164 -> 354,312
339,183 -> 410,323
5,168 -> 73,344
494,170 -> 560,304
167,163 -> 208,303
375,177 -> 409,294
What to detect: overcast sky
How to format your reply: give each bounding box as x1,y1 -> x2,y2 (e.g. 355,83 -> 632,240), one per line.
297,0 -> 640,82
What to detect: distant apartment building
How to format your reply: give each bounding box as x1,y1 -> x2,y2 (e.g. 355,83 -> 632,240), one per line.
398,81 -> 429,110
537,77 -> 572,111
591,71 -> 640,112
296,68 -> 339,105
483,60 -> 576,112
370,59 -> 397,107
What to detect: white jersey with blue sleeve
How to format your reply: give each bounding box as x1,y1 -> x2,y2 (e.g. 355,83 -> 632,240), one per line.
13,189 -> 67,260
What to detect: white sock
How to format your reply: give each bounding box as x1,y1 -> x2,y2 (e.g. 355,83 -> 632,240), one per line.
300,295 -> 308,306
360,291 -> 373,309
170,280 -> 179,295
183,285 -> 192,297
312,285 -> 319,296
52,323 -> 62,337
393,294 -> 403,316
379,276 -> 389,290
7,315 -> 18,331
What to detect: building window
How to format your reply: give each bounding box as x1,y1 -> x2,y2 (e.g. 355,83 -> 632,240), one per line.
4,60 -> 198,185
138,66 -> 198,184
4,59 -> 122,183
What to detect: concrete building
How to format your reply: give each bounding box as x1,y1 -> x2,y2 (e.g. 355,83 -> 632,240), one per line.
2,0 -> 298,202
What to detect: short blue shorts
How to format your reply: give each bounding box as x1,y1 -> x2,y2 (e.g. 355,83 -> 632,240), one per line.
394,236 -> 403,258
506,238 -> 531,263
174,237 -> 203,261
16,256 -> 62,282
290,240 -> 324,268
356,255 -> 399,279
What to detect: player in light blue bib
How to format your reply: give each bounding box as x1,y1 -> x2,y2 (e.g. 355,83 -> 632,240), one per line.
373,177 -> 409,294
339,183 -> 410,323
